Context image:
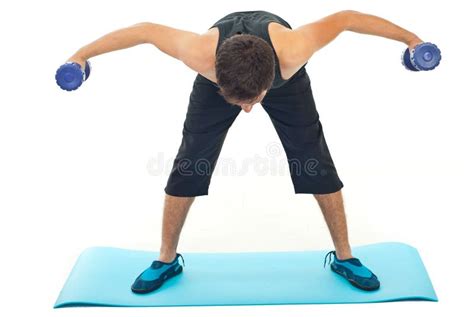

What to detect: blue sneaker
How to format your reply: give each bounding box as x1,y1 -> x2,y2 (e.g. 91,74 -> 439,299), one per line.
324,251 -> 380,291
131,253 -> 185,294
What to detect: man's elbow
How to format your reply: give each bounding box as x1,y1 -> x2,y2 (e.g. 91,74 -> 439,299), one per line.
131,22 -> 156,44
336,10 -> 361,31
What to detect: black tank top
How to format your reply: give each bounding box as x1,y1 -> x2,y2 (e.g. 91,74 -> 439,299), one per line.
209,10 -> 305,89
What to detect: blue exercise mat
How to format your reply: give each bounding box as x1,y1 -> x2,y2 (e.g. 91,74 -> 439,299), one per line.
54,242 -> 437,308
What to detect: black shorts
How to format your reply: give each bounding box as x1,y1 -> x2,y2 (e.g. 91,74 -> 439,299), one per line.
165,67 -> 344,196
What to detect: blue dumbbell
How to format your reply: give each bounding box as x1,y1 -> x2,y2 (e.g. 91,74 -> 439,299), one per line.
401,42 -> 441,71
55,60 -> 91,91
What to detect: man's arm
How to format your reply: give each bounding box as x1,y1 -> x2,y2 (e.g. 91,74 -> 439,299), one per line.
280,10 -> 423,69
345,11 -> 423,48
68,22 -> 208,73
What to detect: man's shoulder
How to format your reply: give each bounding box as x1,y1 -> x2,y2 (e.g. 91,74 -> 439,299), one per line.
189,27 -> 219,82
268,22 -> 308,80
184,28 -> 218,75
268,21 -> 290,58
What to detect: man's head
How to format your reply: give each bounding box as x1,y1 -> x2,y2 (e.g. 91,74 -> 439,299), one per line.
215,34 -> 275,112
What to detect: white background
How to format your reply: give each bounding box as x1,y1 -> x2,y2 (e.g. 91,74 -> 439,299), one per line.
1,0 -> 473,316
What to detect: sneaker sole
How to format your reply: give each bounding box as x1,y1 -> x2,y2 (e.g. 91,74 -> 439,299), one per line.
331,265 -> 380,291
131,265 -> 183,294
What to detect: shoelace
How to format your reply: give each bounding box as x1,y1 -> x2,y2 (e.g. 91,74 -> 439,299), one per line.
323,250 -> 336,268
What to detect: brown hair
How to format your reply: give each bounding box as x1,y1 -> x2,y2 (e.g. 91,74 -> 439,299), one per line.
215,34 -> 275,104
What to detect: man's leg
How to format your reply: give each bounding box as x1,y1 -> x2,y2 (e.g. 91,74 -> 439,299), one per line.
262,68 -> 379,290
160,73 -> 241,260
158,194 -> 195,262
313,190 -> 352,260
262,67 -> 348,254
314,189 -> 380,290
132,74 -> 241,293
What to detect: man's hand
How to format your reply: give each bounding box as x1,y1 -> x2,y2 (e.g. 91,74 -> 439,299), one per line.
66,54 -> 87,70
408,36 -> 424,51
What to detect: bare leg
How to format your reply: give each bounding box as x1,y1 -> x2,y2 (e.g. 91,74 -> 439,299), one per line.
313,190 -> 353,260
158,194 -> 195,262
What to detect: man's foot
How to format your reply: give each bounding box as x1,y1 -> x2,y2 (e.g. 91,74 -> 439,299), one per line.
324,250 -> 380,291
131,253 -> 185,294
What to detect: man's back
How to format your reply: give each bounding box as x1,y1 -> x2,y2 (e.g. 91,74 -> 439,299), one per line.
201,10 -> 307,89
196,11 -> 303,85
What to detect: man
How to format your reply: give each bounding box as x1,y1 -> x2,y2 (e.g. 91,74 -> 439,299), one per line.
67,10 -> 423,294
